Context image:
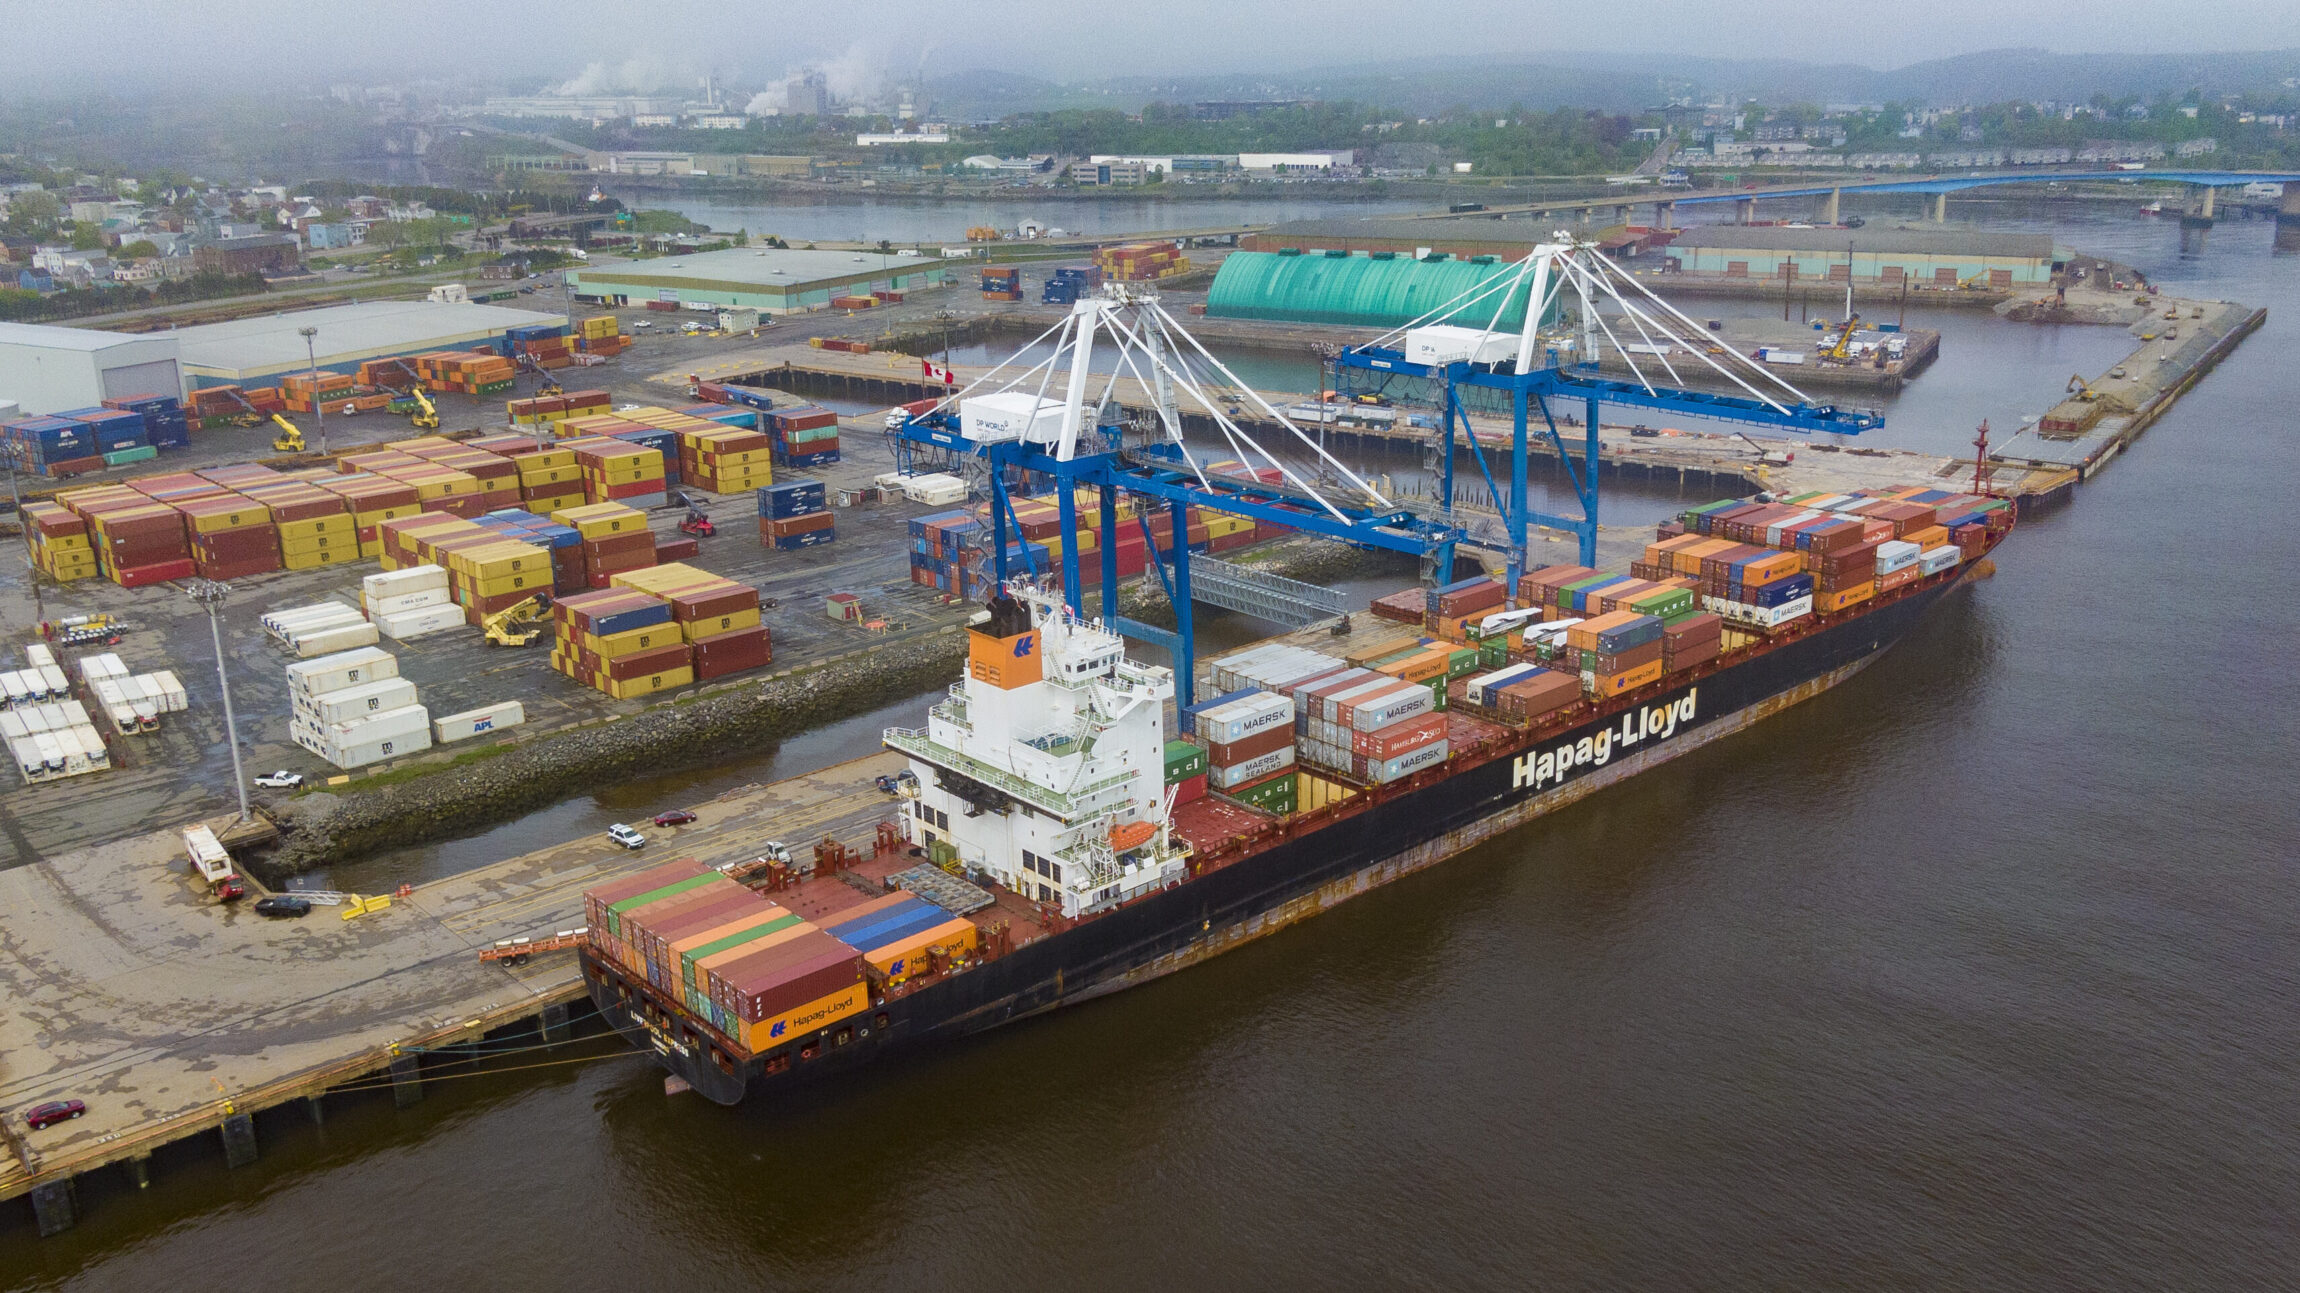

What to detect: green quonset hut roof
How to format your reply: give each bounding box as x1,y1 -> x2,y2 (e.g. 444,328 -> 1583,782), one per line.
1206,250 -> 1542,331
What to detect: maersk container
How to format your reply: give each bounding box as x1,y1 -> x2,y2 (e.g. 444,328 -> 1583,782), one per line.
1195,691 -> 1293,746
1918,546 -> 1961,575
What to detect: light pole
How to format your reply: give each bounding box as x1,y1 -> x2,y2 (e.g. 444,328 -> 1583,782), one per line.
298,325 -> 322,454
186,579 -> 251,823
6,454 -> 41,623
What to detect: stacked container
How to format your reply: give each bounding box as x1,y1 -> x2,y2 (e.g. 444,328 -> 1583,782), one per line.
679,422 -> 775,495
610,563 -> 770,681
55,486 -> 195,587
758,479 -> 832,549
762,405 -> 840,468
280,371 -> 356,414
1296,670 -> 1445,783
1164,738 -> 1209,805
21,502 -> 96,581
582,862 -> 872,1053
1190,690 -> 1297,802
414,350 -> 516,395
287,646 -> 428,768
2,415 -> 99,477
819,893 -> 979,986
360,565 -> 462,641
261,601 -> 380,656
563,436 -> 667,509
548,588 -> 692,699
980,265 -> 1022,301
1093,241 -> 1189,282
549,501 -> 655,588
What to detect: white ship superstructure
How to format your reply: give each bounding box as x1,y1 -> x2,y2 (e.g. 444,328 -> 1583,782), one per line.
886,587 -> 1188,918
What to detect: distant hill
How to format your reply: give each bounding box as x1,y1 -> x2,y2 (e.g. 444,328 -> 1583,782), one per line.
943,48 -> 2300,117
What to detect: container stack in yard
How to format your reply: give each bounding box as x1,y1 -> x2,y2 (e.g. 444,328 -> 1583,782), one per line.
261,601 -> 380,656
287,646 -> 430,768
577,314 -> 627,357
980,265 -> 1022,301
1093,241 -> 1189,282
762,405 -> 839,468
564,436 -> 668,510
546,502 -> 653,590
2,644 -> 114,785
2,396 -> 187,476
76,652 -> 186,735
413,350 -> 516,396
375,514 -> 559,623
20,502 -> 97,581
361,565 -> 466,641
758,481 -> 829,549
507,389 -> 613,429
549,561 -> 769,699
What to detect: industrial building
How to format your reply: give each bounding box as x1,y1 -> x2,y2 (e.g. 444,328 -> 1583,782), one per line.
1242,218 -> 1614,262
566,247 -> 946,314
0,322 -> 185,414
1660,227 -> 2062,287
1206,250 -> 1556,331
171,299 -> 568,390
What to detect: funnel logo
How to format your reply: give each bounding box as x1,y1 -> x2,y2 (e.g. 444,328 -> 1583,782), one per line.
1013,634 -> 1034,657
1513,690 -> 1698,792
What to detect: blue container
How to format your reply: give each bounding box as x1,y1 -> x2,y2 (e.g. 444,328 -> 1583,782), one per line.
757,481 -> 827,518
1179,687 -> 1257,736
846,907 -> 956,953
723,387 -> 778,411
775,450 -> 840,469
772,529 -> 836,550
823,896 -> 937,946
592,602 -> 675,637
1753,574 -> 1814,607
1593,614 -> 1664,653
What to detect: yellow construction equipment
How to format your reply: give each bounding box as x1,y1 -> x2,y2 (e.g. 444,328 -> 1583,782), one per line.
408,386 -> 440,430
1824,314 -> 1861,361
269,413 -> 306,453
481,594 -> 550,647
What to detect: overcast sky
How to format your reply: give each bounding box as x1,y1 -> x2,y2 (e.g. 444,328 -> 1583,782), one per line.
6,0 -> 2299,91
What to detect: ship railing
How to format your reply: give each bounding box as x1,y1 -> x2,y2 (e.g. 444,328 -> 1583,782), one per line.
884,728 -> 1132,818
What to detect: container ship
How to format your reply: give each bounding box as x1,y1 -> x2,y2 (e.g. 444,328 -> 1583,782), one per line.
581,486 -> 2015,1105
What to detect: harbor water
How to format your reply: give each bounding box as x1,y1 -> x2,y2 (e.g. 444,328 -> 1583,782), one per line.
7,200 -> 2299,1287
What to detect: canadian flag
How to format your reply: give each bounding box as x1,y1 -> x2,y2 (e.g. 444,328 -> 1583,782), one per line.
922,359 -> 955,385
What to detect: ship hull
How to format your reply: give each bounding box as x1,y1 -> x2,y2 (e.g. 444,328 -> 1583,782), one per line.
586,566 -> 1976,1106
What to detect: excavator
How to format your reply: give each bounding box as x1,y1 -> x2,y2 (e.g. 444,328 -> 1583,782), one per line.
481,593 -> 551,647
269,414 -> 307,454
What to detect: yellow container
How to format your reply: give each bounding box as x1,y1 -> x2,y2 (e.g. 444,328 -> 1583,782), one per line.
605,665 -> 694,699
468,569 -> 552,599
524,491 -> 586,515
359,539 -> 385,559
280,530 -> 352,559
285,546 -> 358,571
1816,582 -> 1875,613
680,608 -> 762,641
40,533 -> 93,553
277,514 -> 352,542
739,980 -> 868,1054
553,503 -> 645,538
353,504 -> 421,527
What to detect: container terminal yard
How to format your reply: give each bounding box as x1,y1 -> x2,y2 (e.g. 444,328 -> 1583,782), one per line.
0,211 -> 2267,1235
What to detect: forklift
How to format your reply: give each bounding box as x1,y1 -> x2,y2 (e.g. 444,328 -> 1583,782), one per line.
270,414 -> 307,453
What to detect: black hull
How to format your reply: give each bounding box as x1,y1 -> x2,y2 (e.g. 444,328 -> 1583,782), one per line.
586,567 -> 1975,1106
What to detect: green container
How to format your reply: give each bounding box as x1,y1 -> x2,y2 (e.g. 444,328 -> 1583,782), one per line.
928,838 -> 958,867
1428,679 -> 1448,711
1163,739 -> 1209,785
1231,771 -> 1297,814
477,380 -> 514,395
1478,640 -> 1509,669
1628,587 -> 1695,620
102,446 -> 159,467
1444,648 -> 1483,679
605,872 -> 721,939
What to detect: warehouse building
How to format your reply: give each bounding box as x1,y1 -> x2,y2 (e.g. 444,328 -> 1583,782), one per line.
1241,217 -> 1629,262
566,247 -> 946,314
172,299 -> 569,390
0,322 -> 185,414
1660,227 -> 2063,287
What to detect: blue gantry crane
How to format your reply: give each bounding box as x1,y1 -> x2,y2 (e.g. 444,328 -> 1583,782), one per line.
891,238 -> 1883,704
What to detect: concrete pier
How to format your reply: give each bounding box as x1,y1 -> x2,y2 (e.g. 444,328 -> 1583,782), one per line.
0,757 -> 911,1230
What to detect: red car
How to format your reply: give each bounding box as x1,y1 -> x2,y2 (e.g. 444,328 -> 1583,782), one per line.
25,1100 -> 85,1130
652,810 -> 697,828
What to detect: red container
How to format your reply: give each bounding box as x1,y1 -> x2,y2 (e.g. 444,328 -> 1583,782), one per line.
114,558 -> 197,587
197,555 -> 283,579
654,536 -> 701,561
603,479 -> 665,501
766,512 -> 834,538
693,625 -> 771,678
1205,727 -> 1292,767
1350,710 -> 1448,759
104,533 -> 193,566
1171,771 -> 1208,805
584,530 -> 655,560
606,642 -> 694,682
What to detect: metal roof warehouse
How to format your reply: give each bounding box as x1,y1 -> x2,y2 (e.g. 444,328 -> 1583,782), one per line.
1660,225 -> 2065,284
173,299 -> 569,388
566,247 -> 947,313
